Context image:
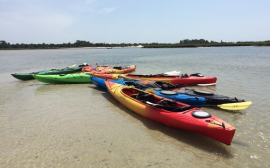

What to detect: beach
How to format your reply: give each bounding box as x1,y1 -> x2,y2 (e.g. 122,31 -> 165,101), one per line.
0,47 -> 269,167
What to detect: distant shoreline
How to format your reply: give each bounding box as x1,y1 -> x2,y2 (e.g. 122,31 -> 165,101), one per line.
1,40 -> 270,50
0,46 -> 142,51
1,45 -> 270,50
142,42 -> 270,48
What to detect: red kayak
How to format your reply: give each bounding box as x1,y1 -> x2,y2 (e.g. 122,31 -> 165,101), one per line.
105,80 -> 235,145
93,73 -> 217,86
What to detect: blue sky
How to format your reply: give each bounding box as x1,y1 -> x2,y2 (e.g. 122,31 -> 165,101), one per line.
1,0 -> 270,44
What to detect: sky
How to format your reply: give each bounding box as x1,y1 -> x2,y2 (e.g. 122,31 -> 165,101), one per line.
1,0 -> 270,44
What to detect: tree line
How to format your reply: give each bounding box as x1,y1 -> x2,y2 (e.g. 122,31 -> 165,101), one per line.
1,39 -> 270,49
0,40 -> 144,49
144,39 -> 270,48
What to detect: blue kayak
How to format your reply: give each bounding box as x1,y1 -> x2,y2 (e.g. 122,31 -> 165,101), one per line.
91,76 -> 206,106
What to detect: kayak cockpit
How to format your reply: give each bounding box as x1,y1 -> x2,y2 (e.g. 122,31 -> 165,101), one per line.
121,88 -> 193,112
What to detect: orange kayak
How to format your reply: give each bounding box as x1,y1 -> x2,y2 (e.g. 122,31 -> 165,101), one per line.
82,65 -> 136,74
105,80 -> 235,145
104,65 -> 136,74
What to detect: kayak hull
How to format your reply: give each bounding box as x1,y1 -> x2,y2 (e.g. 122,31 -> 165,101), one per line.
91,76 -> 108,90
11,73 -> 36,80
11,66 -> 83,81
33,73 -> 92,84
105,81 -> 235,145
123,74 -> 217,85
92,73 -> 217,86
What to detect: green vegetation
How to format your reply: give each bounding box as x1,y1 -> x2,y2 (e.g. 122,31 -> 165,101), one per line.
143,39 -> 270,48
0,40 -> 143,49
1,39 -> 270,49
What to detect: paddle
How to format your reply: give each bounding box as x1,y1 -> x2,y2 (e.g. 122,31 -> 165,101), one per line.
94,61 -> 99,67
214,101 -> 252,111
172,100 -> 252,111
183,101 -> 252,111
161,100 -> 251,111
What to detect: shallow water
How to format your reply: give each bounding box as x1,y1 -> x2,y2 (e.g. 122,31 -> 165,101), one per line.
0,47 -> 269,167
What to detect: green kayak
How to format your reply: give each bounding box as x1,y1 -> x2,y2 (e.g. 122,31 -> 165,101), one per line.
11,64 -> 87,81
11,72 -> 45,80
33,73 -> 92,84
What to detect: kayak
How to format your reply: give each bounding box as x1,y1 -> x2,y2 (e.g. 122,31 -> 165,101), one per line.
91,72 -> 180,80
119,77 -> 247,105
123,73 -> 217,85
92,73 -> 217,86
33,73 -> 92,84
82,64 -> 136,74
104,65 -> 136,74
91,76 -> 206,106
105,80 -> 236,145
11,64 -> 87,81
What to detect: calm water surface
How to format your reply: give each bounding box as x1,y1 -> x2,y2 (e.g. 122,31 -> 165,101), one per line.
0,47 -> 269,167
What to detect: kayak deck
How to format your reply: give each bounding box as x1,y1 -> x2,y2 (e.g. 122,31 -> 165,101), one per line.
33,73 -> 92,84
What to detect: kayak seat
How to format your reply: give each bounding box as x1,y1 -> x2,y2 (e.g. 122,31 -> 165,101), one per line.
157,99 -> 177,106
143,97 -> 190,112
181,74 -> 189,78
145,101 -> 191,112
136,93 -> 154,103
155,81 -> 178,90
171,106 -> 193,112
143,94 -> 154,103
113,66 -> 123,70
190,73 -> 204,77
130,94 -> 138,99
155,99 -> 181,111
